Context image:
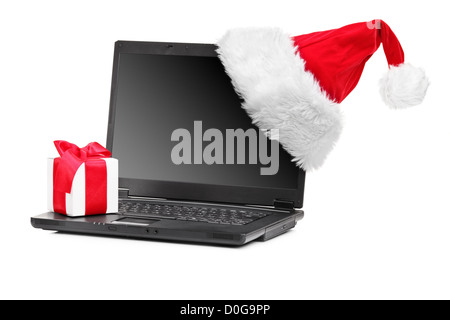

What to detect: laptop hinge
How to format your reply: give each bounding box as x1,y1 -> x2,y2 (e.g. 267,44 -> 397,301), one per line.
274,199 -> 295,210
118,188 -> 130,198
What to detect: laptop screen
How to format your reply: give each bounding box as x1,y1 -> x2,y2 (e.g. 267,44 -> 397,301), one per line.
111,51 -> 299,190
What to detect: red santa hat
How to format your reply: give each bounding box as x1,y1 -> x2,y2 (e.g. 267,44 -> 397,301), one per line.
217,20 -> 429,171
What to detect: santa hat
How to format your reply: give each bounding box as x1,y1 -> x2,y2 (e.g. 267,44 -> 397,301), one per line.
217,20 -> 429,171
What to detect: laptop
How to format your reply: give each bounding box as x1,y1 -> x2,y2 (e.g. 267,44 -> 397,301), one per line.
31,40 -> 306,246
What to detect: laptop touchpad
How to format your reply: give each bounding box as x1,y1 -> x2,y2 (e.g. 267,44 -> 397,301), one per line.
112,217 -> 159,226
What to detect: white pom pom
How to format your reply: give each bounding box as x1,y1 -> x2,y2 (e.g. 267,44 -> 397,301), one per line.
379,63 -> 429,109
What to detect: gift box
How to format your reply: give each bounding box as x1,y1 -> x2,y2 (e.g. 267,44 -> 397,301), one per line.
47,140 -> 118,217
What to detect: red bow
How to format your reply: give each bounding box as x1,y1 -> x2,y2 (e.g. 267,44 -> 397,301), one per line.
52,140 -> 111,215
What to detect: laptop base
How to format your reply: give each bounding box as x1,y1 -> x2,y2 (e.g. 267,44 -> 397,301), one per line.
31,208 -> 303,246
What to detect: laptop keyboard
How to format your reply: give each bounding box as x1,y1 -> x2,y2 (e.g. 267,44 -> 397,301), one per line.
118,200 -> 270,225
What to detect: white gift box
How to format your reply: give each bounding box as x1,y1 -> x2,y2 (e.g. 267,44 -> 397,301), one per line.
47,157 -> 118,217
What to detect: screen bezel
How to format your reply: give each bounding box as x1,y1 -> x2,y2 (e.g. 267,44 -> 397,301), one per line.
106,40 -> 305,208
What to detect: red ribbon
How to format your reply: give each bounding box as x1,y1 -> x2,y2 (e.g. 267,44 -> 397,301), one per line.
52,140 -> 111,215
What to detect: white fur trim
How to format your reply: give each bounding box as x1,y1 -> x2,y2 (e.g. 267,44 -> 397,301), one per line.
217,28 -> 343,171
379,63 -> 429,109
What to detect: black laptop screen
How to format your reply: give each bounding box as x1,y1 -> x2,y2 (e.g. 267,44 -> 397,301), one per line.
111,53 -> 299,189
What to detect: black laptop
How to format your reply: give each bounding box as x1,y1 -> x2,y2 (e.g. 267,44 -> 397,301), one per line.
31,40 -> 305,246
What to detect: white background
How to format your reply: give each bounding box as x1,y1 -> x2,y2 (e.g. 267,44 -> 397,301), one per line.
1,0 -> 449,300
